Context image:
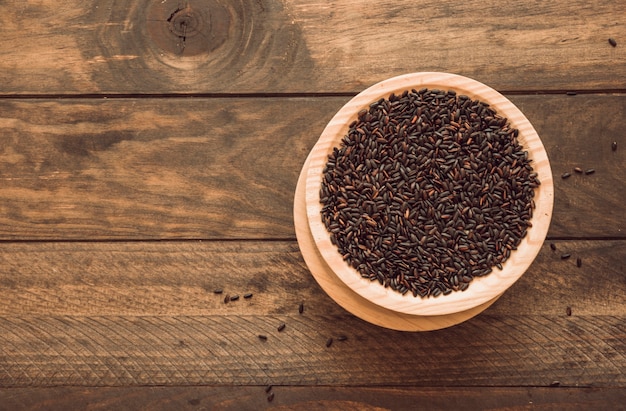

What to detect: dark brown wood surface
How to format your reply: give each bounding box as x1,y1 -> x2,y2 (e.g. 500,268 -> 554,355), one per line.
1,386 -> 625,411
0,0 -> 624,409
0,0 -> 624,94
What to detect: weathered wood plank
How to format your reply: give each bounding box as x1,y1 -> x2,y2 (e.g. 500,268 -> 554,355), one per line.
0,97 -> 326,240
0,95 -> 624,240
0,314 -> 623,387
0,0 -> 624,94
491,240 -> 626,317
0,386 -> 624,411
0,241 -> 623,317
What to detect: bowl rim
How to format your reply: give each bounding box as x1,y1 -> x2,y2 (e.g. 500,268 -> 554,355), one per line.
305,72 -> 554,316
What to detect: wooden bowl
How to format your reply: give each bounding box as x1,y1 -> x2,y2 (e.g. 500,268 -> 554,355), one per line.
304,72 -> 553,317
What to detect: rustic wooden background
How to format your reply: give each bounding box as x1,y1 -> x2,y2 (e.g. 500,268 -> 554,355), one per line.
0,0 -> 624,409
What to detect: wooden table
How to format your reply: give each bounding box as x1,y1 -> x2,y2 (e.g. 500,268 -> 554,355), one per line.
0,1 -> 624,409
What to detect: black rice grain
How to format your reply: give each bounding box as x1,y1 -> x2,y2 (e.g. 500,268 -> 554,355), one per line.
566,306 -> 572,316
609,38 -> 617,47
229,294 -> 239,301
244,293 -> 253,299
550,243 -> 557,251
576,257 -> 582,268
561,172 -> 571,179
585,168 -> 595,175
258,334 -> 268,341
612,141 -> 617,151
326,338 -> 333,348
561,253 -> 571,260
267,392 -> 275,402
320,88 -> 539,298
298,303 -> 304,314
278,323 -> 286,332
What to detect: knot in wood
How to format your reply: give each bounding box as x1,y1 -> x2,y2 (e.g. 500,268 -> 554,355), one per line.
167,6 -> 201,38
147,0 -> 230,57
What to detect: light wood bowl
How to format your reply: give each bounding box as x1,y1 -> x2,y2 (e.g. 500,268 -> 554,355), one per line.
304,72 -> 553,317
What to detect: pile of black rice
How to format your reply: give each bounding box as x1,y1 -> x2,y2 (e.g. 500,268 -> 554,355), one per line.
319,88 -> 539,298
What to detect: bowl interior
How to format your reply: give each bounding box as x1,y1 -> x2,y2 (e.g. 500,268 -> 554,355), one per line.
305,72 -> 553,316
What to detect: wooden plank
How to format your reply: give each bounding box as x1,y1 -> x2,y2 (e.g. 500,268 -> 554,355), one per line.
512,95 -> 625,239
0,386 -> 625,411
0,95 -> 624,240
491,240 -> 626,317
0,314 -> 623,387
0,97 -> 328,240
0,0 -> 624,94
0,241 -> 623,317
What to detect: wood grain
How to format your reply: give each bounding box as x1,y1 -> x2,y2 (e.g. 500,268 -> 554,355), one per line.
0,314 -> 623,387
0,95 -> 623,240
1,386 -> 625,411
0,241 -> 623,317
0,0 -> 624,94
0,97 -> 325,240
0,0 -> 311,94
